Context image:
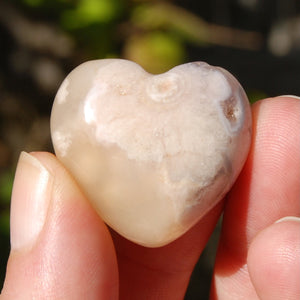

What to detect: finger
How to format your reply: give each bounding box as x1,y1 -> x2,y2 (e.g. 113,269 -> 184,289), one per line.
112,200 -> 223,300
211,96 -> 300,299
247,217 -> 300,300
1,152 -> 118,300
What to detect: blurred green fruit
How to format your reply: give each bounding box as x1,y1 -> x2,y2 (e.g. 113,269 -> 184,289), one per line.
123,31 -> 185,74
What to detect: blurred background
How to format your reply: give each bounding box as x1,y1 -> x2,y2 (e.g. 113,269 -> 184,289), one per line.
0,0 -> 299,298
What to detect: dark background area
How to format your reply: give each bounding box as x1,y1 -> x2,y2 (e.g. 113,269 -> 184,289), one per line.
0,0 -> 299,299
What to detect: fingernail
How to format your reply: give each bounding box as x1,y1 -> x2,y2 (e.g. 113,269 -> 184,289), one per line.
10,152 -> 53,250
279,95 -> 300,100
275,216 -> 300,224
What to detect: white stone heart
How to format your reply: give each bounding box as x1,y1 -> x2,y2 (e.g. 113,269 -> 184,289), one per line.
50,59 -> 252,247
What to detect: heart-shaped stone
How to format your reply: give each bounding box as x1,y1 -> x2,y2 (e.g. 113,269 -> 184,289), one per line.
50,59 -> 252,247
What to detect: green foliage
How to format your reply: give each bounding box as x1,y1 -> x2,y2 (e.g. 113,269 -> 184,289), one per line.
247,90 -> 268,104
0,171 -> 13,236
23,0 -> 44,7
0,171 -> 13,206
15,0 -> 192,69
61,0 -> 124,29
124,31 -> 185,73
131,3 -> 209,45
0,211 -> 10,236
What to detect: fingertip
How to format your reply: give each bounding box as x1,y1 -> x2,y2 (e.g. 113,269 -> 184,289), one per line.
277,95 -> 300,101
10,152 -> 53,251
248,218 -> 300,300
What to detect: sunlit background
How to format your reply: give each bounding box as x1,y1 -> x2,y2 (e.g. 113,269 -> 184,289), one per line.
0,0 -> 300,298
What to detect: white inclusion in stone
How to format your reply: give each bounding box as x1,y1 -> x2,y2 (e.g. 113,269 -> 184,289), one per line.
56,78 -> 69,104
52,131 -> 71,157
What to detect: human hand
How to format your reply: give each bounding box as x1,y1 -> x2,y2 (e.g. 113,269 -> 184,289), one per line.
1,96 -> 299,299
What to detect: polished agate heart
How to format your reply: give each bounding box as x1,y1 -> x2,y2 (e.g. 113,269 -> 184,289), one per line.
50,59 -> 252,247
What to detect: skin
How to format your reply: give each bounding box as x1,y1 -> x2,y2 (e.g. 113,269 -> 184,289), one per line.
1,96 -> 299,299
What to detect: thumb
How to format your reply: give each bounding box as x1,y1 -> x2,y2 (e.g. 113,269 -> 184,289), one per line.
247,217 -> 300,300
1,152 -> 118,300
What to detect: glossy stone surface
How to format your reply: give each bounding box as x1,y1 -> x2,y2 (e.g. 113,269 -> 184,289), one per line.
50,59 -> 252,247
